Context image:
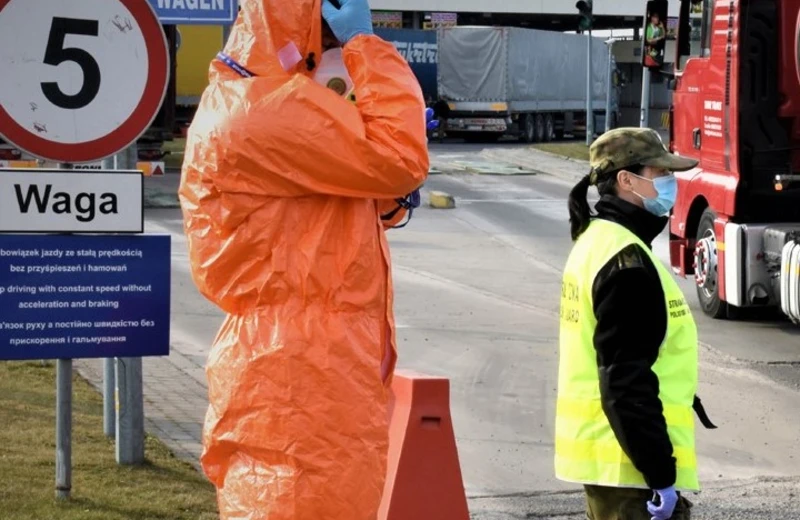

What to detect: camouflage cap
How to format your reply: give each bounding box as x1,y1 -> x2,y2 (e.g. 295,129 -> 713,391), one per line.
588,127 -> 698,184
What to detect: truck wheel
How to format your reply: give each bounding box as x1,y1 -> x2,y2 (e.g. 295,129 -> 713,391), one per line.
544,114 -> 555,142
520,114 -> 535,143
694,208 -> 729,319
535,114 -> 546,142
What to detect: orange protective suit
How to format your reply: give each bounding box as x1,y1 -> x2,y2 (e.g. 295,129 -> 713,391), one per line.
177,0 -> 429,518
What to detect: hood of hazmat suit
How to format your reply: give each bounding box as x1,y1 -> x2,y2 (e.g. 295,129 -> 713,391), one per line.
177,0 -> 429,518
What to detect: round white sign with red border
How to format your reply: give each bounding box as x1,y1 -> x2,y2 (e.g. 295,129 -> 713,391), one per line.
0,0 -> 169,164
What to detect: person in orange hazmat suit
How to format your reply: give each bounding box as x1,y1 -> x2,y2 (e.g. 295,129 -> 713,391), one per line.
177,0 -> 430,517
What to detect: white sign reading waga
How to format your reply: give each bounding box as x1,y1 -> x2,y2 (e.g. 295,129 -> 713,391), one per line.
0,168 -> 143,233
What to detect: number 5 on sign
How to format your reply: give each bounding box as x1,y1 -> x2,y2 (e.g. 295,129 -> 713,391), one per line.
42,17 -> 102,110
0,0 -> 169,164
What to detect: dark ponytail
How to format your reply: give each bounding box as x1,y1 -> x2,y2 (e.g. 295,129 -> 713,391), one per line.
568,164 -> 644,241
568,174 -> 593,241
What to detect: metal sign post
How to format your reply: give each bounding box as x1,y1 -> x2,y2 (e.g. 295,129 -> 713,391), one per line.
116,356 -> 145,464
639,7 -> 652,129
586,29 -> 594,145
101,154 -> 117,440
605,41 -> 614,133
575,0 -> 594,145
116,144 -> 145,465
640,67 -> 652,128
103,353 -> 116,438
56,358 -> 72,499
56,162 -> 73,499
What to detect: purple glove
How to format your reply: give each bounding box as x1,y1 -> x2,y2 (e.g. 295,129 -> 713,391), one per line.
396,189 -> 420,210
647,486 -> 678,520
408,189 -> 421,208
425,107 -> 440,130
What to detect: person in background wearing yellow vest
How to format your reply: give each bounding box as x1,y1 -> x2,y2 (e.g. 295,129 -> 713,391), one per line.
556,128 -> 717,520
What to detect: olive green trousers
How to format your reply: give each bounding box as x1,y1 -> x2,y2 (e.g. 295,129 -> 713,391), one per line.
584,485 -> 693,520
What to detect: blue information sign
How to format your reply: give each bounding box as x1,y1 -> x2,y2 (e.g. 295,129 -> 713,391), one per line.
0,234 -> 170,361
148,0 -> 238,25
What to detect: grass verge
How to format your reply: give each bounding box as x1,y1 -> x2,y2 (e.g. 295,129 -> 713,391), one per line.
0,361 -> 218,520
164,138 -> 186,171
532,142 -> 590,162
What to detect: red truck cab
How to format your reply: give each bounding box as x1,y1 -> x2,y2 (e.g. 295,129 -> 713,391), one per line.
667,0 -> 800,322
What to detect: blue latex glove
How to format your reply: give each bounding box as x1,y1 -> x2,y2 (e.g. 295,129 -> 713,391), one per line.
322,0 -> 373,44
647,486 -> 678,520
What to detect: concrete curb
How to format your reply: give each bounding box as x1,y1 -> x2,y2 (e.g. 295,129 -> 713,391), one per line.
429,190 -> 456,209
527,147 -> 591,166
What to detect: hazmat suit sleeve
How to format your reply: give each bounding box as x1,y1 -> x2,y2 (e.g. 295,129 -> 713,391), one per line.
379,199 -> 409,229
185,34 -> 429,202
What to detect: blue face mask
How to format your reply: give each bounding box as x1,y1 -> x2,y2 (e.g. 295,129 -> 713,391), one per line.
632,173 -> 677,217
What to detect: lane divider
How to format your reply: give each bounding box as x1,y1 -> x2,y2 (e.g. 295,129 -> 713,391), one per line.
379,371 -> 470,520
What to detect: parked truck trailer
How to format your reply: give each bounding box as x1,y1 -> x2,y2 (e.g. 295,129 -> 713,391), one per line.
437,26 -> 611,143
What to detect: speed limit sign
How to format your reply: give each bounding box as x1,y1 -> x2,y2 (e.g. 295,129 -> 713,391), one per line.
0,0 -> 169,164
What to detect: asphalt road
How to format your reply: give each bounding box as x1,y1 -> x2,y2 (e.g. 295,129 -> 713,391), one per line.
149,142 -> 800,518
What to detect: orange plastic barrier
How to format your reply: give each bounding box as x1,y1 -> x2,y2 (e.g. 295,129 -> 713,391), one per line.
379,371 -> 471,520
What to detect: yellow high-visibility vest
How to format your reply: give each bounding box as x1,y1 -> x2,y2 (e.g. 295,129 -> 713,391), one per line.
555,218 -> 700,491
